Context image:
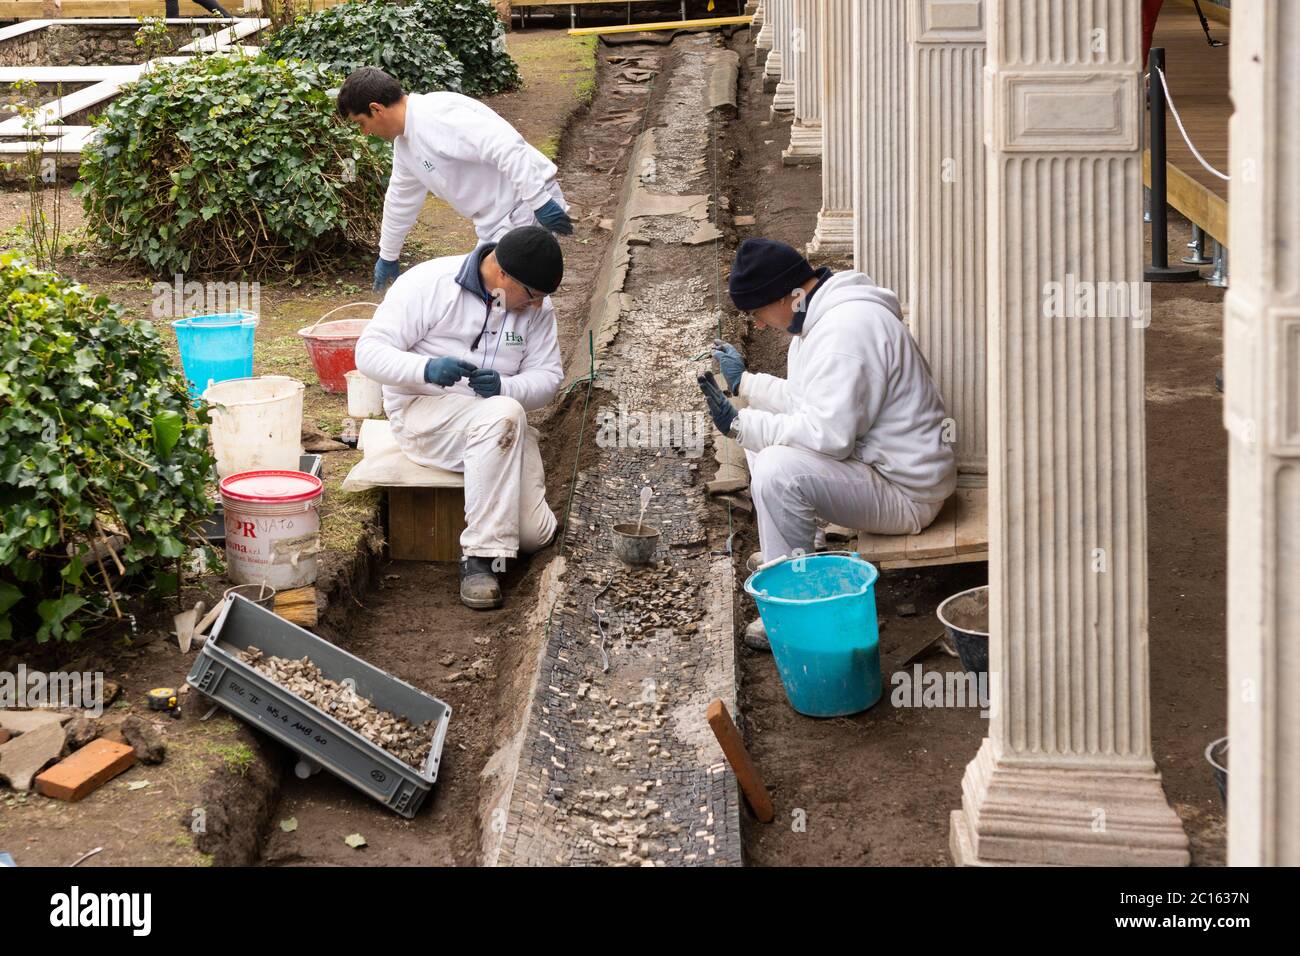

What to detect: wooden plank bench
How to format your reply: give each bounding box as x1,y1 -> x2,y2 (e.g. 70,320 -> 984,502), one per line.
342,419 -> 466,563
856,486 -> 988,570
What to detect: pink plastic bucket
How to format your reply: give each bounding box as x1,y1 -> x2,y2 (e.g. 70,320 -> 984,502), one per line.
220,470 -> 324,589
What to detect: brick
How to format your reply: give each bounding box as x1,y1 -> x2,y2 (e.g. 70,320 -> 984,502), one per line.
35,738 -> 136,801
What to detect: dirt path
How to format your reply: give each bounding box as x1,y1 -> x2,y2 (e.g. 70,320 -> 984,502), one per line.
0,30 -> 611,868
258,36 -> 664,868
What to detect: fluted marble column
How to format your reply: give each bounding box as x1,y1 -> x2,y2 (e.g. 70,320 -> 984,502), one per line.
783,0 -> 822,164
907,0 -> 986,474
754,0 -> 771,62
949,0 -> 1189,865
762,0 -> 787,94
1224,0 -> 1300,867
771,0 -> 797,114
851,0 -> 909,312
808,0 -> 854,254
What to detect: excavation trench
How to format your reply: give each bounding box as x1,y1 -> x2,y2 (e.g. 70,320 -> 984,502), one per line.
241,35 -> 733,868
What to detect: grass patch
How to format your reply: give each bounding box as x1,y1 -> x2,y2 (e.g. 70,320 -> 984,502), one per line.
212,742 -> 256,776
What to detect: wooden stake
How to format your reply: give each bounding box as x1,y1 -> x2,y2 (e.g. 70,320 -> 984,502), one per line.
705,699 -> 774,823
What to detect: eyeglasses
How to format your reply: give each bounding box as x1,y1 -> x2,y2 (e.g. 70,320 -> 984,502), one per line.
518,278 -> 545,302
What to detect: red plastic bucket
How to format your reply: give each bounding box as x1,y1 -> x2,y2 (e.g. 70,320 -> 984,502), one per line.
298,318 -> 370,393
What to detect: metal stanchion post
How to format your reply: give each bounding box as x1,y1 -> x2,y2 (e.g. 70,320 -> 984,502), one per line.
1183,224 -> 1214,265
1145,48 -> 1200,282
1207,240 -> 1229,288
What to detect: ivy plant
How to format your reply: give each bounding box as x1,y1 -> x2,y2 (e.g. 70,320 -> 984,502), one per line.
76,55 -> 390,276
404,0 -> 521,96
264,2 -> 465,95
0,254 -> 215,642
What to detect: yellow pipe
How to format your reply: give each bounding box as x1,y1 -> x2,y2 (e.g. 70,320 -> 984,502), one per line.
568,15 -> 752,36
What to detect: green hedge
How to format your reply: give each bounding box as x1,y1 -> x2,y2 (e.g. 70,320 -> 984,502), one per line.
76,55 -> 390,276
406,0 -> 521,96
0,254 -> 214,642
264,1 -> 466,95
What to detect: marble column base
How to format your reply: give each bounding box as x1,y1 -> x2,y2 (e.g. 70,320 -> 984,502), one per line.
771,80 -> 796,115
808,209 -> 855,256
783,120 -> 822,164
950,739 -> 1191,867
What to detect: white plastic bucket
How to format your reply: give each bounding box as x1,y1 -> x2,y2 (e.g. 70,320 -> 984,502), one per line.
204,375 -> 305,479
220,470 -> 323,589
345,369 -> 384,419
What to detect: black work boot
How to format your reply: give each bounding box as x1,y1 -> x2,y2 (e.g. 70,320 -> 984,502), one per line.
459,555 -> 503,610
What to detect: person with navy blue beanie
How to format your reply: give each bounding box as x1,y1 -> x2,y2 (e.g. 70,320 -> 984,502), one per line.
699,239 -> 956,647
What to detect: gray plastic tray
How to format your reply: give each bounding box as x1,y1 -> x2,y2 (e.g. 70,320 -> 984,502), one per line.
186,594 -> 451,818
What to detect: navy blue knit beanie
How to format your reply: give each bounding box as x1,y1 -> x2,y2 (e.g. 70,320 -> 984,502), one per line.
727,238 -> 816,311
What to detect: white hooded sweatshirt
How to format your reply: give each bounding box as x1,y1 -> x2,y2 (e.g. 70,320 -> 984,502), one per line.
355,249 -> 564,419
379,91 -> 568,258
735,271 -> 957,504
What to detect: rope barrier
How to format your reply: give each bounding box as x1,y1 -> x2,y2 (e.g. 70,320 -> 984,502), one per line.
1152,65 -> 1230,182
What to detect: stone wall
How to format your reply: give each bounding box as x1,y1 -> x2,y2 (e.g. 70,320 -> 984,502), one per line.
0,23 -> 196,67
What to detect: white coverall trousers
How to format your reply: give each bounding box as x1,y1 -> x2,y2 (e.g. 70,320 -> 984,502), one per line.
746,446 -> 945,562
389,393 -> 556,559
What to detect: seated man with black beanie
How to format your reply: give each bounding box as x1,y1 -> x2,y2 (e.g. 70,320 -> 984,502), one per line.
356,226 -> 565,610
700,239 -> 956,641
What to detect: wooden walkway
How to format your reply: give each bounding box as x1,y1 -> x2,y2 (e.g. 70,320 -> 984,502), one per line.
1146,0 -> 1232,242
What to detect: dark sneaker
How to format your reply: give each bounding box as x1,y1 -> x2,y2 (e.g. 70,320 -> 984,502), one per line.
459,556 -> 502,610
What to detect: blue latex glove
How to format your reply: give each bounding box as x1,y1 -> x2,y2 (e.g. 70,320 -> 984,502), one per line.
711,339 -> 746,393
534,198 -> 574,236
424,357 -> 476,387
468,368 -> 502,398
698,371 -> 738,436
373,257 -> 401,291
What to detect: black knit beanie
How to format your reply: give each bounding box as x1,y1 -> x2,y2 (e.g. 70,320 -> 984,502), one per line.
496,225 -> 564,294
727,238 -> 816,311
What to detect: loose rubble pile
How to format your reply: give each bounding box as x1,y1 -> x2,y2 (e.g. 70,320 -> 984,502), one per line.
236,647 -> 434,770
585,565 -> 703,645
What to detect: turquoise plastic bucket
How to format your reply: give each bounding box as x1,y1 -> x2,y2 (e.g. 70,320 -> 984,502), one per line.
743,552 -> 882,717
171,312 -> 258,399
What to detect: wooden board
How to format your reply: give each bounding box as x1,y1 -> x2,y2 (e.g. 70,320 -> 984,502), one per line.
569,15 -> 750,36
906,495 -> 957,560
857,487 -> 988,569
954,487 -> 988,555
1143,150 -> 1229,245
387,487 -> 466,563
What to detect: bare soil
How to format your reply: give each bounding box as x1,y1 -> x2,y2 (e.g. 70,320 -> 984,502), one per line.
721,30 -> 1227,866
0,30 -> 617,867
259,36 -> 662,866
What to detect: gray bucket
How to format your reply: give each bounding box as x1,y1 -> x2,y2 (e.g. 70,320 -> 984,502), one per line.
612,523 -> 660,566
224,583 -> 277,611
936,585 -> 989,674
